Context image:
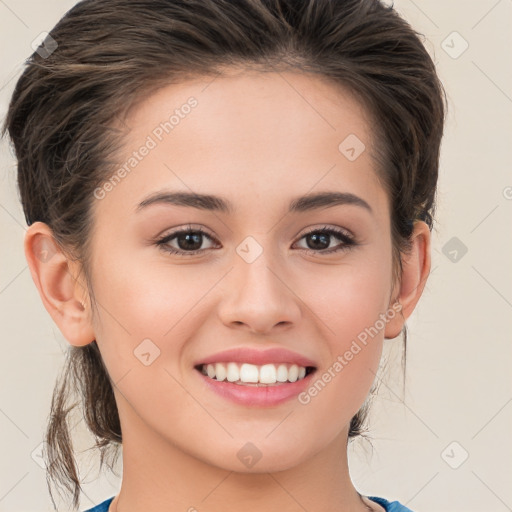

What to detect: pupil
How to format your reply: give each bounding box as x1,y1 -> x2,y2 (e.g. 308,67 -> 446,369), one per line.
179,232 -> 202,251
308,233 -> 329,250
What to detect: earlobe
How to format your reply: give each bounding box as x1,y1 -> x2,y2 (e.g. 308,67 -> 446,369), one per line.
384,221 -> 431,339
24,222 -> 95,347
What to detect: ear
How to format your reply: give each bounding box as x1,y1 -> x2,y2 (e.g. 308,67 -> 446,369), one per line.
385,221 -> 431,339
24,222 -> 95,347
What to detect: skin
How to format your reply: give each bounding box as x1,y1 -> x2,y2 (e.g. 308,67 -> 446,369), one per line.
25,69 -> 430,512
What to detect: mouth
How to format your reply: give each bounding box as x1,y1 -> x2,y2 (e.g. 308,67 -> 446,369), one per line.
194,362 -> 316,386
192,347 -> 318,406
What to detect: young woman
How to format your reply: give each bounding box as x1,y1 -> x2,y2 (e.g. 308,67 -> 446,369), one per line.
3,0 -> 446,510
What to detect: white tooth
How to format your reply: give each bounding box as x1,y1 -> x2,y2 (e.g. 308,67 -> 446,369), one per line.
215,363 -> 227,381
259,364 -> 277,384
226,362 -> 240,382
276,364 -> 288,382
288,364 -> 299,382
208,362 -> 308,384
240,363 -> 259,383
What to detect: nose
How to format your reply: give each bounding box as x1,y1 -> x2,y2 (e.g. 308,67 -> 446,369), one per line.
217,249 -> 301,335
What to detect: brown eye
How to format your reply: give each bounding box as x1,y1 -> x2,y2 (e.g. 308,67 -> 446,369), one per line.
295,226 -> 356,254
156,227 -> 218,255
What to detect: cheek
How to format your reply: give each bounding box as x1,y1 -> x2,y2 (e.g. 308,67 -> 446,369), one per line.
88,248 -> 210,374
297,251 -> 392,409
93,240 -> 213,322
305,251 -> 392,345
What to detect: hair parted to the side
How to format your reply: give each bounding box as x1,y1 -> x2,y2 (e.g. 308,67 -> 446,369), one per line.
2,0 -> 446,509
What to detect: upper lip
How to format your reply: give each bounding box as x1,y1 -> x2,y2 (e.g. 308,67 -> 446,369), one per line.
194,347 -> 317,368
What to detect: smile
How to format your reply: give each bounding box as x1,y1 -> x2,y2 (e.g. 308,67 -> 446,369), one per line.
196,362 -> 315,385
193,346 -> 318,406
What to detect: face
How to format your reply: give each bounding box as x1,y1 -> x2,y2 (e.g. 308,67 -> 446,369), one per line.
86,69 -> 397,472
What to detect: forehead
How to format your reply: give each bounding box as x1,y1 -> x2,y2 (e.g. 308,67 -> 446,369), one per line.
95,69 -> 386,219
124,68 -> 374,149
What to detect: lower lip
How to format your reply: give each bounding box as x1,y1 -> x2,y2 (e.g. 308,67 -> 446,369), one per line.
195,369 -> 316,407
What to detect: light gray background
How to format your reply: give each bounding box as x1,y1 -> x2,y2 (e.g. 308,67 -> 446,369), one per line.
1,1 -> 511,511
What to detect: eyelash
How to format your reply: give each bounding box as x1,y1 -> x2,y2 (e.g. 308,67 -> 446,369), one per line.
155,224 -> 357,257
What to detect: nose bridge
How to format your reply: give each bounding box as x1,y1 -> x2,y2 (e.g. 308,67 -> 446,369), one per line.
217,235 -> 300,333
238,241 -> 281,297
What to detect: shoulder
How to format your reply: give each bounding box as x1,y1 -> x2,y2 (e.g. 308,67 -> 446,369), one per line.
81,495 -> 414,512
82,496 -> 115,512
367,495 -> 416,512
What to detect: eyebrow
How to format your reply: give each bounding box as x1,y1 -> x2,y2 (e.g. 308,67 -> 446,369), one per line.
136,190 -> 373,215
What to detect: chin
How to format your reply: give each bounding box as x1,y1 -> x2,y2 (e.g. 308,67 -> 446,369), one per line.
197,438 -> 315,474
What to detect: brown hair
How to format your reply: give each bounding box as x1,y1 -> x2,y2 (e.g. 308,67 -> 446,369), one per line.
2,0 -> 446,509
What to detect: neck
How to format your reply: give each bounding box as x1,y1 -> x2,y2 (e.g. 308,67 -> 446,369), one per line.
108,402 -> 376,512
